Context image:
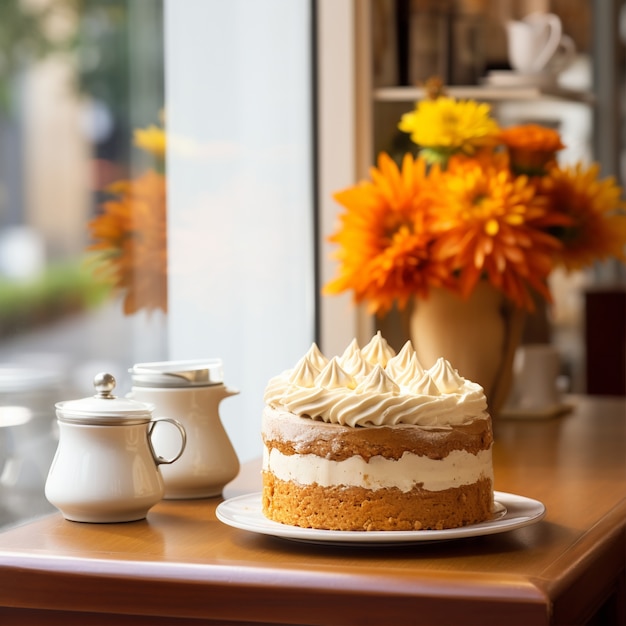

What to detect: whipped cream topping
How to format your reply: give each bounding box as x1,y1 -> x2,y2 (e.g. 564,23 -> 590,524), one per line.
264,332 -> 488,427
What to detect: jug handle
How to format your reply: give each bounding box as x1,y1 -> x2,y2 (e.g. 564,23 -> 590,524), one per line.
148,417 -> 187,465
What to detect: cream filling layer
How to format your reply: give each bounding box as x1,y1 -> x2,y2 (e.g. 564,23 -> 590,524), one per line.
263,446 -> 493,493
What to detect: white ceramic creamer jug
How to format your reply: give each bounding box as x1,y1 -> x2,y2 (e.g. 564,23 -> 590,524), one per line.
45,372 -> 186,523
129,360 -> 240,499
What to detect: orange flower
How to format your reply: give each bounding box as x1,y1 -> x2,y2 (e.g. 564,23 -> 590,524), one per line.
500,124 -> 565,176
324,152 -> 452,315
500,124 -> 565,152
538,163 -> 626,271
427,154 -> 564,310
87,170 -> 167,315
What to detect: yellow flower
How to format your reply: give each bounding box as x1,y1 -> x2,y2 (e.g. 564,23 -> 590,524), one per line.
134,124 -> 166,160
87,170 -> 167,315
539,163 -> 626,271
324,152 -> 453,315
398,97 -> 500,163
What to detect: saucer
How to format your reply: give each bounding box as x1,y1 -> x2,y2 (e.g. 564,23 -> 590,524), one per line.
499,402 -> 573,420
484,70 -> 557,88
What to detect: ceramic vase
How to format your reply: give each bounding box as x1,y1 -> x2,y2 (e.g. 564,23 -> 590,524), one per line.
409,282 -> 525,416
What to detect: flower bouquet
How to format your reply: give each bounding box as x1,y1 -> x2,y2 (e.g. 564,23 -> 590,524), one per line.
325,88 -> 626,315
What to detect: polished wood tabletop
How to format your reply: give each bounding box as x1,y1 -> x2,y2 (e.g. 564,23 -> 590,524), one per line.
0,395 -> 624,625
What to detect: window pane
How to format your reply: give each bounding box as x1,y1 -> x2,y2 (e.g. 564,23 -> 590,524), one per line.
165,0 -> 316,462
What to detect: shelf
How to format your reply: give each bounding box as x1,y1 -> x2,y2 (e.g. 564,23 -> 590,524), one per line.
374,85 -> 595,105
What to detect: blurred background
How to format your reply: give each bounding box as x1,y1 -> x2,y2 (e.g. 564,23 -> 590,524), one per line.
0,0 -> 623,531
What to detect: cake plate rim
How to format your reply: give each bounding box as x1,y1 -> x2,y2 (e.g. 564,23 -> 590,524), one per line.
215,491 -> 546,545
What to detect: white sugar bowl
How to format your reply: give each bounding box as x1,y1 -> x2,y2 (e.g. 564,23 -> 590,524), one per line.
45,372 -> 186,523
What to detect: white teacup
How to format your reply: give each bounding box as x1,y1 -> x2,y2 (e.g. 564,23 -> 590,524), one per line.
509,344 -> 562,411
506,12 -> 576,75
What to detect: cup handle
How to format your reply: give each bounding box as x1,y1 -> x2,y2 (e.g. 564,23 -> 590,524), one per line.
148,417 -> 187,465
550,34 -> 576,73
532,13 -> 563,72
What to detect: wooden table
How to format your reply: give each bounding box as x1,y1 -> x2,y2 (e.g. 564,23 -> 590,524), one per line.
0,395 -> 624,625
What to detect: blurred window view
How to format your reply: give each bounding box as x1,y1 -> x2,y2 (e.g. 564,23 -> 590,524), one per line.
0,0 -> 166,376
0,0 -> 167,527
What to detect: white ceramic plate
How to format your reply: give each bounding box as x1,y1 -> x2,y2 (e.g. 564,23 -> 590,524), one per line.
216,491 -> 546,545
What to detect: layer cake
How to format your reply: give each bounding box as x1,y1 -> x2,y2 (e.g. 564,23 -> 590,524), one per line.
262,333 -> 494,531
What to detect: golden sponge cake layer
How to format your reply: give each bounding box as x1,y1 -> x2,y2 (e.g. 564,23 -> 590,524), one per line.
262,473 -> 493,531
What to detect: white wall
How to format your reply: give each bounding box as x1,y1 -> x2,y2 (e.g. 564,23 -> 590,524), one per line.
317,0 -> 366,357
164,0 -> 315,462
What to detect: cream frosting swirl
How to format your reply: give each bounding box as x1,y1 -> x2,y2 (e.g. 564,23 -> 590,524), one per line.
264,333 -> 488,427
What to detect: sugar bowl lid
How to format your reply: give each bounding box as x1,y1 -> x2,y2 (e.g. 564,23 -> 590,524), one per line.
55,372 -> 155,425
